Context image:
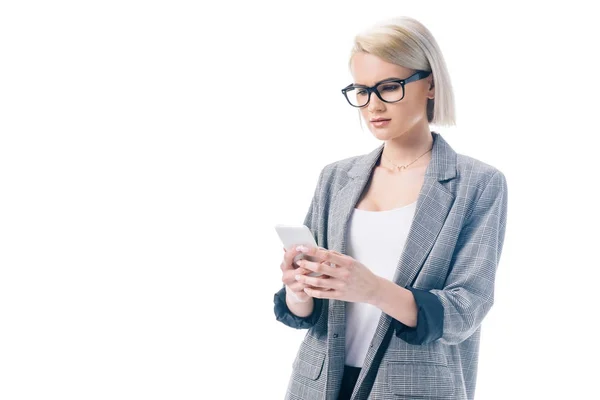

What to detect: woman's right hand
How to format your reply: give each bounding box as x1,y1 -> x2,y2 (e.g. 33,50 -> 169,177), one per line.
281,246 -> 318,303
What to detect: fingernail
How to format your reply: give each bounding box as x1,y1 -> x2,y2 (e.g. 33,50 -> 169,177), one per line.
295,275 -> 301,280
296,245 -> 308,252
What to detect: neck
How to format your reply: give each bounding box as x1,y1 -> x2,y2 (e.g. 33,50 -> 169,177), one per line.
381,125 -> 433,167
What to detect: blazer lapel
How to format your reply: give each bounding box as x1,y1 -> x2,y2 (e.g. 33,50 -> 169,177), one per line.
325,142 -> 384,331
392,177 -> 455,288
324,141 -> 385,397
325,131 -> 458,397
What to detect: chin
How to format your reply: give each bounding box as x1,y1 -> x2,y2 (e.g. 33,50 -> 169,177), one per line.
372,132 -> 391,141
370,127 -> 401,141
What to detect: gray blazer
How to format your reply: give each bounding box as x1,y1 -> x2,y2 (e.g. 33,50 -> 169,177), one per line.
274,132 -> 508,400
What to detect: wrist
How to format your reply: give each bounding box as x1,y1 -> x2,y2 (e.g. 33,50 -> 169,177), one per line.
285,285 -> 310,304
368,276 -> 386,306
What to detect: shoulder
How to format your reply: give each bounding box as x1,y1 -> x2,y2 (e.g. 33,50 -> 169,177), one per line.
308,151 -> 372,204
454,153 -> 508,221
455,153 -> 507,192
320,142 -> 384,180
321,154 -> 362,179
317,149 -> 373,186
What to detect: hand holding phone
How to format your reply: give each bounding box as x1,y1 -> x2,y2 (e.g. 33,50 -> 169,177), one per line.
275,224 -> 323,277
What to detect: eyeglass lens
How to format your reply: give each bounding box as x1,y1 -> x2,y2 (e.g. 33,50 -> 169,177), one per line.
345,82 -> 404,107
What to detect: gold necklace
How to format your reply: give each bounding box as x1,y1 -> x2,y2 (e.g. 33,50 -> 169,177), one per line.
381,146 -> 432,172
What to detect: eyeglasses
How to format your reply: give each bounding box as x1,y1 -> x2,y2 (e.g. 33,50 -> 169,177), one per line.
341,70 -> 432,108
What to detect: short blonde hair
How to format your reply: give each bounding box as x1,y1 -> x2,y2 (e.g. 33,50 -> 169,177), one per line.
349,16 -> 456,126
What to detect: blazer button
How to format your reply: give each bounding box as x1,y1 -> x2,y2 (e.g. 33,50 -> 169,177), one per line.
333,333 -> 339,338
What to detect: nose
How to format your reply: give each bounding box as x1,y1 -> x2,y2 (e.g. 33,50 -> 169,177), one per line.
367,92 -> 385,112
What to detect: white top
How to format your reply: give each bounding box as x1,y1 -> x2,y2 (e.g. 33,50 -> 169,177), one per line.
344,200 -> 417,368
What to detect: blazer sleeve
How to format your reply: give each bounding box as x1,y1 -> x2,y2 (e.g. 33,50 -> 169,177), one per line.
393,287 -> 444,345
395,170 -> 508,345
429,170 -> 508,345
273,168 -> 326,330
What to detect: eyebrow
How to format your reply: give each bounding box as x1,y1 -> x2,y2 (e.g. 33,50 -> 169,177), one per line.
352,77 -> 404,87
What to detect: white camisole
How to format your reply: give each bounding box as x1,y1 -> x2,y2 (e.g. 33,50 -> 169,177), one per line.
344,200 -> 417,368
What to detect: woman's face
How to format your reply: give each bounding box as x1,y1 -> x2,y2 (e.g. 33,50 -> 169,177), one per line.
349,52 -> 434,141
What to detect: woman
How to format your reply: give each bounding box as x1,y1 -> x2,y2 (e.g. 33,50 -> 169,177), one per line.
273,16 -> 508,400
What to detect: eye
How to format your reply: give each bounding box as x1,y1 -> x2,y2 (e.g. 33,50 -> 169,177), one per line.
356,89 -> 368,96
379,83 -> 401,92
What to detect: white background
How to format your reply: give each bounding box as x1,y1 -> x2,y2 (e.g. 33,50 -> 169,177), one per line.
1,1 -> 599,399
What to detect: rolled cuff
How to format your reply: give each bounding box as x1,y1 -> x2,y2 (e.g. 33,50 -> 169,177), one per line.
273,286 -> 323,329
393,287 -> 444,345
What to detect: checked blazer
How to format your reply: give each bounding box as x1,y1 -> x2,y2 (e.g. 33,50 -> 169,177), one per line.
274,131 -> 508,399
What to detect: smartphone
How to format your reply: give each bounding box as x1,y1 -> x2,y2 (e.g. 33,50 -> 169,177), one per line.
274,224 -> 322,277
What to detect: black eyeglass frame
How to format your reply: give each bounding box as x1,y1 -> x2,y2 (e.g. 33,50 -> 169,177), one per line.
341,70 -> 432,108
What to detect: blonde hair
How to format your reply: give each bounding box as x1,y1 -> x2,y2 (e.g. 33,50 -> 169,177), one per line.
349,16 -> 456,126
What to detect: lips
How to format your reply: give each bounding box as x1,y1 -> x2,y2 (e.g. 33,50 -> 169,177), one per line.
370,118 -> 391,128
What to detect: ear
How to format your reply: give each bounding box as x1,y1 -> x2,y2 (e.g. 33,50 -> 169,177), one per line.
427,76 -> 435,100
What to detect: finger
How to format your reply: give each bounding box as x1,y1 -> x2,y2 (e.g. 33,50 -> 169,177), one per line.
280,259 -> 296,272
285,244 -> 322,265
288,281 -> 324,293
282,253 -> 301,271
287,281 -> 309,293
306,247 -> 349,268
282,267 -> 314,284
296,258 -> 345,279
283,246 -> 307,268
283,247 -> 295,266
295,274 -> 339,290
303,287 -> 338,299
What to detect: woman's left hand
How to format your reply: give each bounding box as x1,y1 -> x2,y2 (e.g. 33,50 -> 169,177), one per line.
293,245 -> 382,304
